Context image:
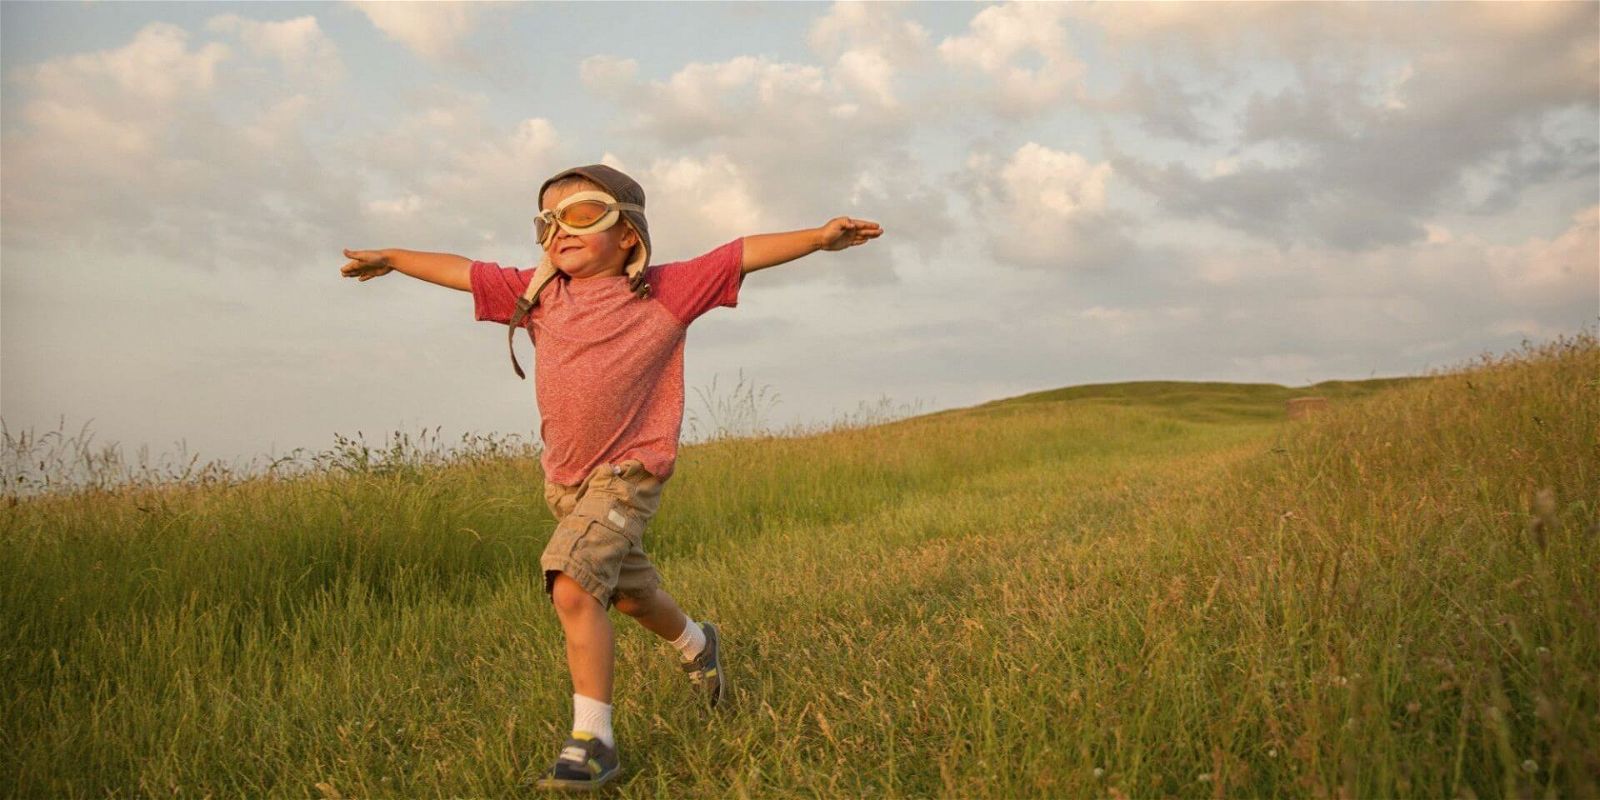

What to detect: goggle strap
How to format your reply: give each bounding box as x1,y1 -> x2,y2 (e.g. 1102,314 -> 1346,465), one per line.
507,307 -> 528,380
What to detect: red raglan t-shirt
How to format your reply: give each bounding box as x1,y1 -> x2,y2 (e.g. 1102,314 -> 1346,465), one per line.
470,239 -> 744,485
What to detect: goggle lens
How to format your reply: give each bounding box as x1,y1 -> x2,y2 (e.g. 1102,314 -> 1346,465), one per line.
558,200 -> 609,227
533,192 -> 642,247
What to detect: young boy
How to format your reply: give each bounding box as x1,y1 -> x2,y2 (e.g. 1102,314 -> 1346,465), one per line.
339,164 -> 881,790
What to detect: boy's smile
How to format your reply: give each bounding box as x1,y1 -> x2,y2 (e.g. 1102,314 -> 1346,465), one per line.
542,182 -> 640,281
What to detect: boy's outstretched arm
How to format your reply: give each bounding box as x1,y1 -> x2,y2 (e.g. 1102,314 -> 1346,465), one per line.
741,216 -> 883,275
340,248 -> 472,291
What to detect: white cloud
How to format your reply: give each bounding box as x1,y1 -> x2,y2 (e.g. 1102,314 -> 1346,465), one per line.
454,116 -> 559,179
579,55 -> 639,94
7,1 -> 1595,475
1487,205 -> 1599,305
1083,2 -> 1597,102
1082,3 -> 1298,56
1137,206 -> 1599,384
1006,145 -> 1109,217
808,1 -> 930,63
938,2 -> 1082,117
834,49 -> 897,108
365,193 -> 425,219
637,154 -> 767,258
580,49 -> 909,145
206,15 -> 343,83
6,24 -> 228,224
639,53 -> 825,119
349,93 -> 563,253
577,49 -> 950,278
1095,2 -> 1597,251
18,98 -> 155,164
25,22 -> 229,106
240,93 -> 314,151
352,1 -> 478,61
965,143 -> 1132,271
0,20 -> 356,265
590,56 -> 826,142
808,2 -> 931,109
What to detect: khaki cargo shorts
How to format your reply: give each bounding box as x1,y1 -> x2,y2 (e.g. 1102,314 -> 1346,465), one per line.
541,459 -> 663,608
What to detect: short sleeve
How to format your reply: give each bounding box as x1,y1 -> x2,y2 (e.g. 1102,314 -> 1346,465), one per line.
645,239 -> 745,326
470,261 -> 534,325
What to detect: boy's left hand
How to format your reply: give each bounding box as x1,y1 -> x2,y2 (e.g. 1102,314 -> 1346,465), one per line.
741,217 -> 885,274
818,217 -> 883,251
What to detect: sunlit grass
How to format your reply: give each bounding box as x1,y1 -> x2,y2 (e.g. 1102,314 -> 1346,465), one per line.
3,334 -> 1595,797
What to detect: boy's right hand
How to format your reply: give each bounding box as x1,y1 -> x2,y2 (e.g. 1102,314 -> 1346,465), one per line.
340,248 -> 393,281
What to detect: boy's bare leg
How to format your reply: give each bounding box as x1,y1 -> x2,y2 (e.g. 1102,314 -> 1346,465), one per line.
616,586 -> 724,707
550,573 -> 615,702
612,587 -> 690,640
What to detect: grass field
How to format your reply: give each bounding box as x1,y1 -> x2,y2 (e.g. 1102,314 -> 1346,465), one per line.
3,334 -> 1596,798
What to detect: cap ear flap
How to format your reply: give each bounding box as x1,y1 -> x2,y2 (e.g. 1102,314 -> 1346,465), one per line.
626,239 -> 649,277
624,231 -> 650,296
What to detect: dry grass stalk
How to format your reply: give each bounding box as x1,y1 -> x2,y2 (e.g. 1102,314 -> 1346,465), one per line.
1286,396 -> 1329,420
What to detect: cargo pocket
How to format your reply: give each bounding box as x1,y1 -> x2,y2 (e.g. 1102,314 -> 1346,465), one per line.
567,512 -> 630,591
604,462 -> 660,518
592,499 -> 643,548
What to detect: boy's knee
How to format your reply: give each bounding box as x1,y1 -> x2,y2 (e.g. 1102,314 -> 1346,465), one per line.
611,589 -> 654,618
549,572 -> 603,617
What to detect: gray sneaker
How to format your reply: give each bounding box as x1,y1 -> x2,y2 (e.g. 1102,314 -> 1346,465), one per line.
681,621 -> 726,708
533,731 -> 620,791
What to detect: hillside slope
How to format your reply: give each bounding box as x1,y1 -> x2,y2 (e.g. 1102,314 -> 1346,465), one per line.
3,337 -> 1595,797
978,376 -> 1415,422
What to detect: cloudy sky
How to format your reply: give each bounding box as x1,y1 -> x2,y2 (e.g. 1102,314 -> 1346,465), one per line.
3,1 -> 1597,465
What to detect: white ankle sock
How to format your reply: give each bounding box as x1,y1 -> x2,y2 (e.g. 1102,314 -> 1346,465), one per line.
671,617 -> 706,662
572,693 -> 613,748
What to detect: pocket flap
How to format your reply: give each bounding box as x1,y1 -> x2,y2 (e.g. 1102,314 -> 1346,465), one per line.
606,508 -> 629,530
589,500 -> 643,545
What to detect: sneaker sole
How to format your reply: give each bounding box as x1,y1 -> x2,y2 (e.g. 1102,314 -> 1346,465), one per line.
535,764 -> 620,792
704,622 -> 727,708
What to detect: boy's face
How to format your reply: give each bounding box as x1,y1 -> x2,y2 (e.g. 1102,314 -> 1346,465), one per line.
541,181 -> 640,280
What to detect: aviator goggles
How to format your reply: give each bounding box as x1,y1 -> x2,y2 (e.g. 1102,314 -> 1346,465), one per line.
534,190 -> 645,247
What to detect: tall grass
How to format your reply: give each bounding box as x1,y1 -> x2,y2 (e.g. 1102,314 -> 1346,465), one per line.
1,423 -> 541,498
684,370 -> 925,443
2,334 -> 1595,797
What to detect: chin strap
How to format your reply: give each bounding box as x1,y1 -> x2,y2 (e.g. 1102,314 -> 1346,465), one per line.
505,247 -> 652,379
627,269 -> 651,300
506,256 -> 562,379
